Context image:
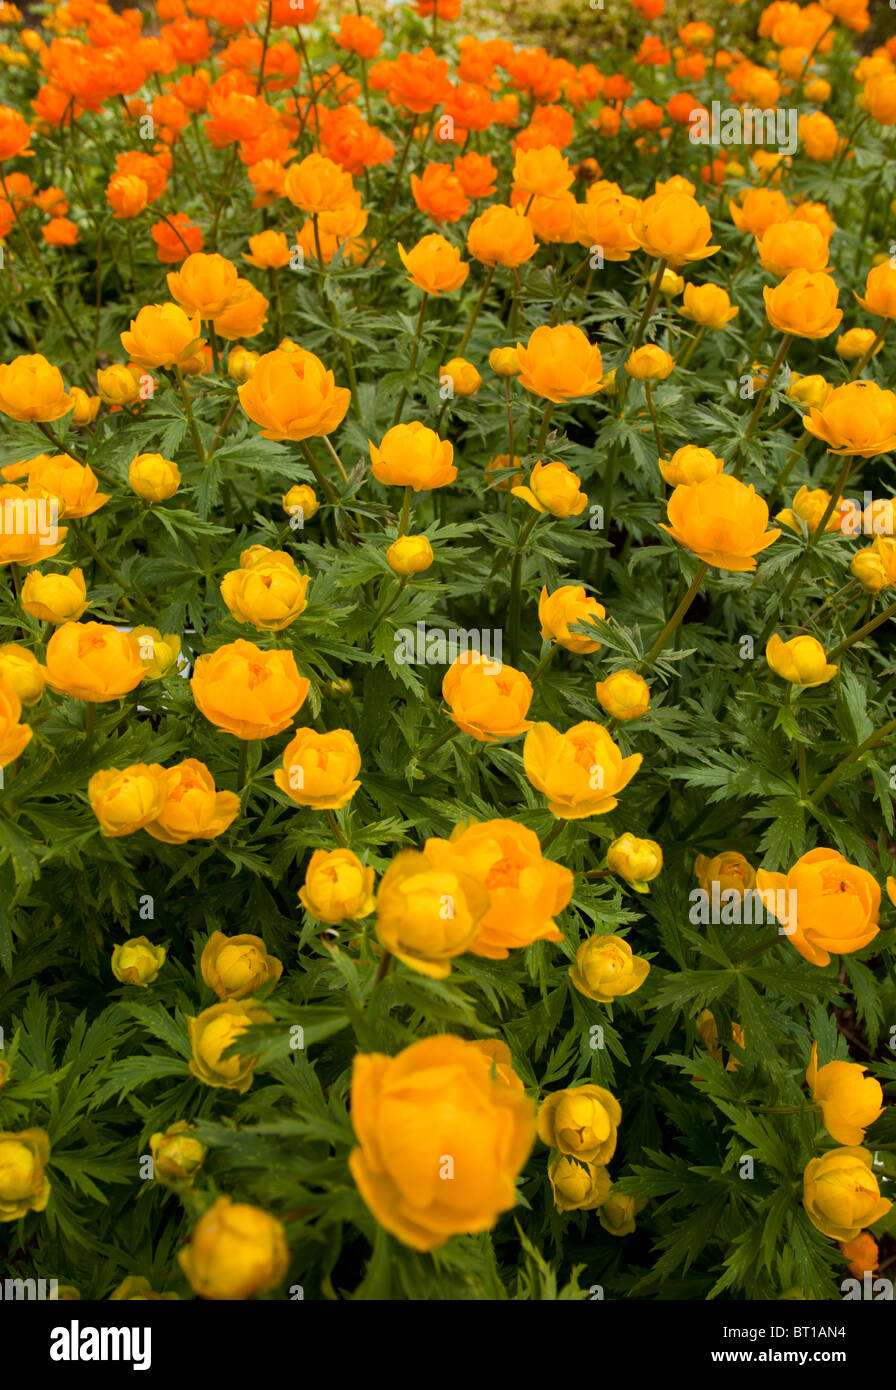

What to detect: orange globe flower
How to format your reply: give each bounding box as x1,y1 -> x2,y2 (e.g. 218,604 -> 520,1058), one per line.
756,848 -> 880,967
238,347 -> 351,441
515,324 -> 603,402
191,639 -> 309,740
660,473 -> 780,571
442,650 -> 534,742
630,191 -> 719,266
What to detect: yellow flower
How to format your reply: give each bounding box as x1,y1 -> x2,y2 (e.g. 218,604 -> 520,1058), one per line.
538,584 -> 605,654
598,1189 -> 644,1235
178,1196 -> 289,1300
130,627 -> 181,680
299,848 -> 376,925
97,364 -> 141,407
679,283 -> 739,328
274,727 -> 361,809
398,233 -> 469,294
511,460 -> 587,517
69,387 -> 100,425
282,484 -> 318,524
369,421 -> 456,490
228,345 -> 259,383
0,1128 -> 51,1220
488,346 -> 521,377
439,357 -> 482,396
658,446 -> 724,487
88,764 -> 168,837
836,327 -> 882,361
630,191 -> 719,266
787,374 -> 832,410
803,1148 -> 891,1243
129,453 -> 181,501
523,720 -> 642,818
187,1000 -> 273,1093
765,634 -> 838,687
570,933 -> 650,1002
374,848 -> 489,978
167,251 -> 241,319
515,323 -> 603,403
144,759 -> 240,843
607,833 -> 663,891
220,551 -> 311,632
348,1035 -> 536,1250
201,930 -> 282,1000
763,269 -> 842,339
0,644 -> 44,706
851,547 -> 889,594
695,850 -> 755,897
806,1042 -> 884,1146
238,347 -> 351,442
661,473 -> 779,571
386,535 -> 433,574
625,344 -> 674,381
803,380 -> 896,458
21,567 -> 88,624
776,484 -> 845,535
0,354 -> 73,423
44,622 -> 145,702
442,650 -> 534,743
0,676 -> 31,767
149,1122 -> 207,1185
594,669 -> 650,721
120,303 -> 205,370
110,936 -> 167,987
548,1154 -> 612,1212
538,1085 -> 621,1164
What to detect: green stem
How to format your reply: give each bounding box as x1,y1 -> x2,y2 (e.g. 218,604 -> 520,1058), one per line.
457,265 -> 496,357
640,561 -> 708,669
808,718 -> 896,806
732,334 -> 792,478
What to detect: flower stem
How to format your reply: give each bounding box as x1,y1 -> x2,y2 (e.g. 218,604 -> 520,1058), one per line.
640,560 -> 708,669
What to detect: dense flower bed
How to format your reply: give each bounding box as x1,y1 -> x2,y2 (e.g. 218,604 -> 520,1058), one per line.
0,0 -> 895,1302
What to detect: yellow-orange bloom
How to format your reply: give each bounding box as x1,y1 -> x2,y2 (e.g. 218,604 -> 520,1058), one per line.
755,219 -> 830,277
369,421 -> 456,490
523,721 -> 642,818
274,727 -> 361,809
299,847 -> 376,925
120,303 -> 205,370
594,669 -> 650,721
515,324 -> 603,402
661,473 -> 779,570
178,1197 -> 289,1300
466,203 -> 538,267
630,191 -> 719,266
191,639 -> 309,740
0,354 -> 73,423
442,649 -> 533,742
44,622 -> 144,702
398,233 -> 469,294
511,460 -> 587,517
21,567 -> 88,624
569,933 -> 650,1002
755,847 -> 880,967
374,848 -> 489,977
763,269 -> 842,339
220,549 -> 310,632
806,1042 -> 884,1146
765,634 -> 838,687
803,1148 -> 891,1243
423,818 -> 573,958
538,1084 -> 621,1164
145,759 -> 241,843
238,347 -> 351,441
679,283 -> 739,328
88,763 -> 168,837
855,260 -> 896,319
167,252 -> 240,319
201,930 -> 282,1000
187,1000 -> 273,1093
803,380 -> 896,457
658,446 -> 724,486
348,1035 -> 535,1249
538,585 -> 605,653
0,676 -> 32,767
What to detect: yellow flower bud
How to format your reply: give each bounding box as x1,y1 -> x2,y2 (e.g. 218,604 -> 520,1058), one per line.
548,1154 -> 612,1212
149,1122 -> 207,1185
129,453 -> 180,502
607,832 -> 663,891
20,567 -> 88,623
110,936 -> 167,987
851,547 -> 889,594
129,626 -> 182,679
187,1000 -> 273,1093
786,373 -> 832,410
97,364 -> 141,407
625,344 -> 675,381
299,848 -> 376,925
488,346 -> 521,377
569,933 -> 650,1002
281,483 -> 318,524
178,1196 -> 289,1299
69,386 -> 100,425
594,669 -> 650,720
598,1189 -> 644,1235
0,643 -> 45,705
0,1128 -> 51,1219
657,267 -> 685,297
439,357 -> 482,397
386,534 -> 434,574
835,327 -> 882,361
228,345 -> 259,383
537,1085 -> 621,1164
200,930 -> 282,1000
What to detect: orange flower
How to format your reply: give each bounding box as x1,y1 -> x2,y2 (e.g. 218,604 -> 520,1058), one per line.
238,347 -> 351,441
274,727 -> 361,809
661,474 -> 779,571
466,203 -> 537,267
442,650 -> 534,743
523,721 -> 642,818
42,218 -> 79,247
756,848 -> 880,967
43,622 -> 145,702
763,269 -> 842,339
410,162 -> 470,224
572,183 -> 640,260
538,585 -> 606,653
803,381 -> 896,458
0,105 -> 32,161
387,47 -> 451,113
856,260 -> 896,319
106,173 -> 148,220
167,252 -> 241,319
515,323 -> 603,402
334,14 -> 383,60
243,230 -> 291,270
120,303 -> 205,370
146,760 -> 241,843
512,144 -> 574,199
369,422 -> 456,490
191,639 -> 309,740
728,187 -> 790,236
283,152 -> 355,214
151,212 -> 204,263
212,279 -> 269,340
453,151 -> 497,199
0,354 -> 73,423
424,819 -> 573,958
398,233 -> 469,295
631,191 -> 719,266
755,220 -> 830,277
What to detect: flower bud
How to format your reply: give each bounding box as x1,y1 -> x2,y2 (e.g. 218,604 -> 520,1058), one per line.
187,1000 -> 273,1093
386,534 -> 434,575
625,344 -> 674,381
200,930 -> 282,1000
129,453 -> 181,502
0,1128 -> 51,1219
149,1122 -> 207,1185
281,483 -> 318,523
851,547 -> 889,594
97,364 -> 141,407
569,933 -> 650,1002
607,832 -> 663,891
178,1196 -> 289,1299
0,643 -> 45,705
835,327 -> 881,361
21,567 -> 88,624
488,346 -> 521,377
228,345 -> 259,383
69,386 -> 100,425
594,669 -> 650,720
548,1154 -> 611,1212
299,847 -> 376,925
765,633 -> 838,687
110,936 -> 167,987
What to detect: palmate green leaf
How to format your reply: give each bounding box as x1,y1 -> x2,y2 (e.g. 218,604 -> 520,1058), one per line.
90,1055 -> 191,1106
